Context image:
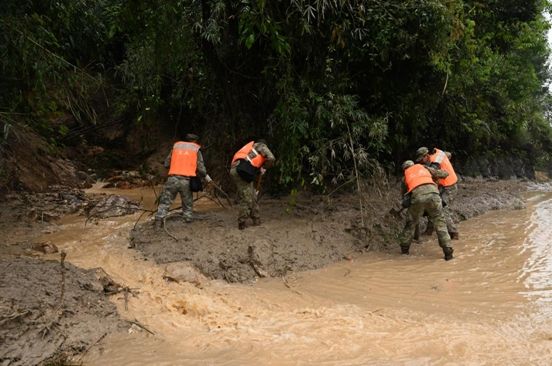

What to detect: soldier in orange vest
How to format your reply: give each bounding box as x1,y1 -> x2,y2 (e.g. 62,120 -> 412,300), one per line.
416,147 -> 459,239
399,160 -> 454,260
230,139 -> 275,230
154,134 -> 211,228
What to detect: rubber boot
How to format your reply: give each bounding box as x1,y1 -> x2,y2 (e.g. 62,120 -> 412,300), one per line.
252,217 -> 262,226
449,232 -> 459,240
443,247 -> 454,261
238,221 -> 247,230
400,245 -> 410,255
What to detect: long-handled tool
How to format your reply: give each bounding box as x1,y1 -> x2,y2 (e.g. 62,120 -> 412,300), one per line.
255,172 -> 263,200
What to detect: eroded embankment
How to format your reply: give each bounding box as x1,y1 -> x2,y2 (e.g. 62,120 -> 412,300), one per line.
0,257 -> 125,366
130,179 -> 526,283
0,187 -> 139,366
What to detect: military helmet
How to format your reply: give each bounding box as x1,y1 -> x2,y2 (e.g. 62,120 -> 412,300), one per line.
402,160 -> 415,170
415,146 -> 429,162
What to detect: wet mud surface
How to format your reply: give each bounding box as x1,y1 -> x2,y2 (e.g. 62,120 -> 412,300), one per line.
131,179 -> 526,283
0,179 -> 530,365
0,186 -> 139,366
0,257 -> 125,366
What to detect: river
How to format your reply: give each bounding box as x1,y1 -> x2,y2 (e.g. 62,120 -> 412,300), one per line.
41,186 -> 552,365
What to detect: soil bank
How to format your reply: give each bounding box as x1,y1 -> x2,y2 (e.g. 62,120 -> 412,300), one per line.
130,179 -> 526,283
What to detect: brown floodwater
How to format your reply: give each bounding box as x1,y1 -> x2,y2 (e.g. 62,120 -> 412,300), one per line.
43,185 -> 552,365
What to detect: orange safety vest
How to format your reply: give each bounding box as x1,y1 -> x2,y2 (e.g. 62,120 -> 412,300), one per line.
404,164 -> 436,193
168,141 -> 200,177
231,141 -> 266,168
429,148 -> 457,187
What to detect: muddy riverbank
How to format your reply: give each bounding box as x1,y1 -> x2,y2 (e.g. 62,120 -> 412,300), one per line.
130,179 -> 526,283
0,187 -> 140,366
0,257 -> 126,366
0,178 -> 532,365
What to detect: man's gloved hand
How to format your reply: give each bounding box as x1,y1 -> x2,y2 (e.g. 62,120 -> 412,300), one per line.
204,175 -> 215,194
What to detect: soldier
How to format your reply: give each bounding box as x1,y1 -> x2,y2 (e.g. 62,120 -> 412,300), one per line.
154,134 -> 212,228
399,160 -> 454,260
230,139 -> 275,230
416,146 -> 459,239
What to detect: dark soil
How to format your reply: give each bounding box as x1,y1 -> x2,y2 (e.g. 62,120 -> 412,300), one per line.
0,257 -> 125,366
130,179 -> 526,283
0,187 -> 141,366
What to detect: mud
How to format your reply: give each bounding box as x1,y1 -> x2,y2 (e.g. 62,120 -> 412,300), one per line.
0,187 -> 141,366
0,257 -> 125,366
131,179 -> 526,283
0,178 -> 529,365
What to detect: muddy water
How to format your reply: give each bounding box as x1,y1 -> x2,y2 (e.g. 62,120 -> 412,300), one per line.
45,187 -> 552,365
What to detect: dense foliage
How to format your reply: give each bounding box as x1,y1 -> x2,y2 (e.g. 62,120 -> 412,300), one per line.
1,0 -> 551,188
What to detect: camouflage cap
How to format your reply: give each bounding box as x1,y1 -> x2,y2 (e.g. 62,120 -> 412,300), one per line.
415,146 -> 429,162
402,160 -> 415,170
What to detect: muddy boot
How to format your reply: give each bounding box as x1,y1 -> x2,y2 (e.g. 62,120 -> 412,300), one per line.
400,245 -> 410,255
252,217 -> 262,226
443,247 -> 454,261
184,217 -> 192,224
238,221 -> 247,230
154,218 -> 163,230
449,232 -> 459,240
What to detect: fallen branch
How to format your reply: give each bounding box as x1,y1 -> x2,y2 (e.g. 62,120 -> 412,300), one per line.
128,319 -> 155,335
133,209 -> 150,230
85,205 -> 154,226
0,310 -> 32,326
162,219 -> 179,241
76,332 -> 108,363
210,182 -> 233,207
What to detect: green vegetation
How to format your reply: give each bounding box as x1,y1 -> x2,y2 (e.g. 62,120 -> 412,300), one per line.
1,0 -> 551,188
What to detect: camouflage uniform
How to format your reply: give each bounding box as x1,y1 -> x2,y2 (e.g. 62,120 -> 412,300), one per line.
400,165 -> 454,260
439,183 -> 458,235
155,147 -> 207,222
421,160 -> 459,237
230,141 -> 275,227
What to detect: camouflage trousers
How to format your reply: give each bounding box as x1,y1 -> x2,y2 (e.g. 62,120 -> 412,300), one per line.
155,175 -> 193,220
230,166 -> 259,224
400,191 -> 452,251
425,184 -> 458,235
